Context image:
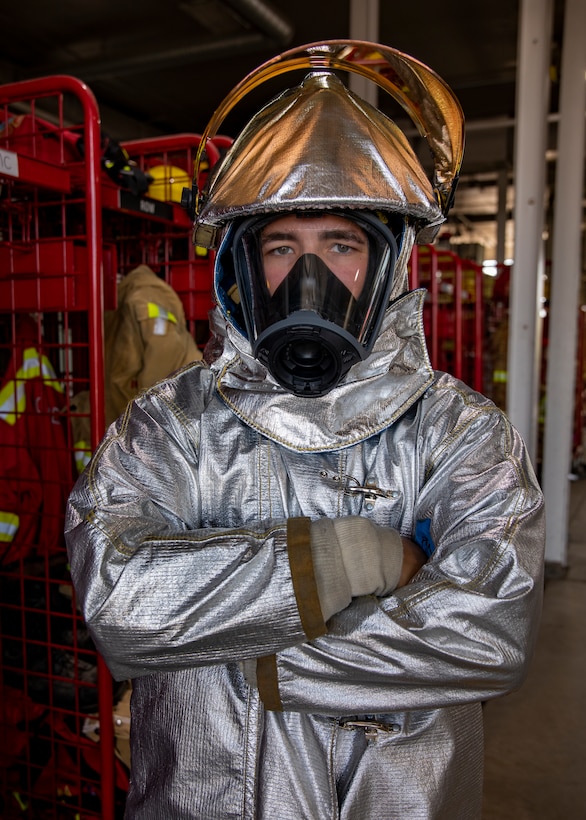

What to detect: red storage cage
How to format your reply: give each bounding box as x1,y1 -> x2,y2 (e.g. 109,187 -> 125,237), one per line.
575,306 -> 586,472
0,75 -> 223,818
0,75 -> 122,819
106,133 -> 227,348
410,244 -> 485,393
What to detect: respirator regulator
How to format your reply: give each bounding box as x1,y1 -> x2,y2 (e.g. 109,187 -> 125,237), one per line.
231,210 -> 401,397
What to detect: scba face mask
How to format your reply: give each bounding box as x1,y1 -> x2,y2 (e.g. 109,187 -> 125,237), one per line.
231,210 -> 402,396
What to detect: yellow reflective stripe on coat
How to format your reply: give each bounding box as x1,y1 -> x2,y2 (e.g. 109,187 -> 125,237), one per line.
74,440 -> 92,473
493,369 -> 508,384
0,511 -> 19,542
0,347 -> 64,426
147,303 -> 178,324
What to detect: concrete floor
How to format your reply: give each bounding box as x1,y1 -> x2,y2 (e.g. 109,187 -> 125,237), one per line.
482,477 -> 586,819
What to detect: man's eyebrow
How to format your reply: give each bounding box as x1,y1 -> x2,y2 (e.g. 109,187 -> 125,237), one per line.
319,229 -> 366,244
260,227 -> 367,245
261,230 -> 297,245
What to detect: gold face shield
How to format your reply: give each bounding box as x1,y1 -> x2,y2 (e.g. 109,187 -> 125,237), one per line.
189,40 -> 464,248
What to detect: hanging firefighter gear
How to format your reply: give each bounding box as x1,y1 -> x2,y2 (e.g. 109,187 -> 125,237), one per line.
0,315 -> 71,566
104,264 -> 202,427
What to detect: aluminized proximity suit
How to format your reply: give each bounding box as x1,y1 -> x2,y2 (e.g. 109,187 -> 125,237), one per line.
65,290 -> 544,819
65,40 -> 545,820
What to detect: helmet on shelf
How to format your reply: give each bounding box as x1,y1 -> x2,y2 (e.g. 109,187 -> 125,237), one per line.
148,164 -> 191,203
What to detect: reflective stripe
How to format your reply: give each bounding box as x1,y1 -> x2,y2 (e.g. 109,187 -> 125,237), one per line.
0,511 -> 19,542
0,347 -> 64,426
12,792 -> 28,811
147,302 -> 177,324
493,369 -> 508,384
74,440 -> 92,473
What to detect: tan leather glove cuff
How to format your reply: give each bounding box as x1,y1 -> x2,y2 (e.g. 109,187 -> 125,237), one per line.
309,518 -> 353,622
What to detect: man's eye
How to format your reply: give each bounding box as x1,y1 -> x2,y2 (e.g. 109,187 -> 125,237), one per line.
268,245 -> 293,256
332,243 -> 352,254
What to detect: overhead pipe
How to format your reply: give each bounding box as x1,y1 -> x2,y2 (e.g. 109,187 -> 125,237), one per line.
25,0 -> 293,82
223,0 -> 293,44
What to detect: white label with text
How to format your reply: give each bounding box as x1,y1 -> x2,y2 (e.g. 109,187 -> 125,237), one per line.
0,148 -> 19,178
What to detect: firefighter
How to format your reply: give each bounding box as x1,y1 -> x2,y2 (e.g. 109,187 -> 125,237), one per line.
65,42 -> 544,818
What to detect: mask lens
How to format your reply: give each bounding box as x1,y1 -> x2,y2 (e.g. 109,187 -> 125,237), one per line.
261,215 -> 370,299
231,211 -> 400,395
239,213 -> 394,343
264,252 -> 370,337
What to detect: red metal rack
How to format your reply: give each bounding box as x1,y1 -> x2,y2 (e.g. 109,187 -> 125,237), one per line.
111,133 -> 222,349
0,75 -> 223,819
575,306 -> 586,472
410,244 -> 486,393
0,75 -> 114,820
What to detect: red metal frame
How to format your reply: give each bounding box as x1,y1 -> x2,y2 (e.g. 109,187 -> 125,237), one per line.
107,133 -> 223,347
410,244 -> 485,392
0,75 -> 227,820
575,306 -> 586,464
0,75 -> 118,820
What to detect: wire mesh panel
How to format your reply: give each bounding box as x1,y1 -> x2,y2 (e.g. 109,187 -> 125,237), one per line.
0,75 -> 120,820
0,75 -> 224,819
410,244 -> 486,393
575,306 -> 586,473
111,133 -> 224,351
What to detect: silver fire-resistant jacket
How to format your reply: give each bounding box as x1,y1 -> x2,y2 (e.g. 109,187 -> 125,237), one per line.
65,291 -> 545,819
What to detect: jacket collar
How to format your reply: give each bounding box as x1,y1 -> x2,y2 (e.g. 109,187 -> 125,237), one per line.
209,289 -> 433,452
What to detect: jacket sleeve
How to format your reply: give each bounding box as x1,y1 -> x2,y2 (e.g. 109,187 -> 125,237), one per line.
65,387 -> 325,681
256,399 -> 545,714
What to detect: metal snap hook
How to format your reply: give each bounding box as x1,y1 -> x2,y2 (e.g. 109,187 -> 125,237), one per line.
319,470 -> 398,508
339,719 -> 401,738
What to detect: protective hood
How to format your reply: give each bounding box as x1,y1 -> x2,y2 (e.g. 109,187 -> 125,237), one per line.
207,288 -> 433,452
191,41 -> 464,248
190,40 -> 463,404
196,73 -> 442,239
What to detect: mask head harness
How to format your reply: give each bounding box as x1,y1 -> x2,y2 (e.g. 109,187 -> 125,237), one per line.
227,209 -> 402,396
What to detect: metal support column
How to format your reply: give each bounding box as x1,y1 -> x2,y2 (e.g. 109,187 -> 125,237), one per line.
542,0 -> 586,566
496,168 -> 509,266
349,0 -> 379,105
506,0 -> 553,460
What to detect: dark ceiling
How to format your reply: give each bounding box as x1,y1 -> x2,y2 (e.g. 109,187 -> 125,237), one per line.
0,0 -> 572,257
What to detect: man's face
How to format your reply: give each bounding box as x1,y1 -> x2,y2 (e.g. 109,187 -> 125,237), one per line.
260,213 -> 369,299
